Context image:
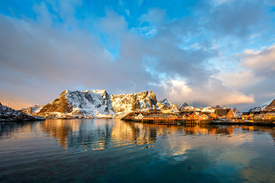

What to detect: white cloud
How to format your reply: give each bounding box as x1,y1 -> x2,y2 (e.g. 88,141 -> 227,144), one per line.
159,78 -> 254,106
217,70 -> 263,89
240,45 -> 275,78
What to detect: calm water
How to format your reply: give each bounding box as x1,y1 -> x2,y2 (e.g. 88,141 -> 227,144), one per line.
0,119 -> 275,183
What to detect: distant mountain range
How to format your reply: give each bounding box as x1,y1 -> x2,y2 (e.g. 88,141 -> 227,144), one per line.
2,89 -> 274,120
248,105 -> 268,112
0,102 -> 44,122
21,90 -> 179,118
248,99 -> 275,112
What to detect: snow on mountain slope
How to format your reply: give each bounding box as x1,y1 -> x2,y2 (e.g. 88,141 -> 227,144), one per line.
37,90 -> 115,118
0,103 -> 44,121
21,105 -> 44,115
158,98 -> 179,112
159,99 -> 170,108
248,107 -> 261,112
31,90 -> 180,118
248,104 -> 269,112
111,91 -> 158,113
178,102 -> 189,111
261,105 -> 268,111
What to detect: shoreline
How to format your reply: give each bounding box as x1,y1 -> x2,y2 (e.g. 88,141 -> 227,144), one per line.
121,118 -> 275,126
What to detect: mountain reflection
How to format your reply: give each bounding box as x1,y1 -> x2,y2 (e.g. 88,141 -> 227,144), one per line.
1,120 -> 275,149
0,121 -> 37,140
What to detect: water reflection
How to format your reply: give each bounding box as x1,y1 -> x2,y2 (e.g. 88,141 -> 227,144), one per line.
1,120 -> 275,182
1,120 -> 275,149
39,120 -> 238,150
0,121 -> 38,140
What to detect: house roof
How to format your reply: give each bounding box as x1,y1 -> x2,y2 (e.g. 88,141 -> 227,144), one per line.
178,111 -> 191,115
215,109 -> 230,116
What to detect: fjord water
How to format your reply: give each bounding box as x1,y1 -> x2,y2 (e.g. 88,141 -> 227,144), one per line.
0,120 -> 275,183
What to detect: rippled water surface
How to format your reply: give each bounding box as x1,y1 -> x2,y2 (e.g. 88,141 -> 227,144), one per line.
0,119 -> 275,183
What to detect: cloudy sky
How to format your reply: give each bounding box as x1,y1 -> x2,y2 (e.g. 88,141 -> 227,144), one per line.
0,0 -> 275,111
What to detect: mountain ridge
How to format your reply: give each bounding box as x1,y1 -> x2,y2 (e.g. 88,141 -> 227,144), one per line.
23,89 -> 179,118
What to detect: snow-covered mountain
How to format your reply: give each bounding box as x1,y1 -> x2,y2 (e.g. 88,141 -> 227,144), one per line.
248,104 -> 269,112
178,102 -> 189,111
261,105 -> 268,111
0,102 -> 44,121
36,90 -> 115,118
158,98 -> 179,112
29,90 -> 179,118
248,107 -> 261,112
111,91 -> 158,113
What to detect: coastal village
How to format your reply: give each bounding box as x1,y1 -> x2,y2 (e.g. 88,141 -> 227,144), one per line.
123,100 -> 275,125
1,89 -> 275,125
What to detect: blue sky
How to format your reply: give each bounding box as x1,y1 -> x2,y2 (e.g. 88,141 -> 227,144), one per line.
0,0 -> 275,111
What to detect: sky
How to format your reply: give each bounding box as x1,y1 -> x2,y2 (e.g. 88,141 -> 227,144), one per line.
0,0 -> 275,111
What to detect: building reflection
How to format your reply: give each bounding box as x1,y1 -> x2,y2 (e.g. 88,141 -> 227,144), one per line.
241,126 -> 275,142
3,119 -> 274,149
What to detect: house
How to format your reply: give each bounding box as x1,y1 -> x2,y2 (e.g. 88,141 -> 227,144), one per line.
215,109 -> 234,119
135,113 -> 144,119
193,114 -> 200,120
209,112 -> 217,119
188,112 -> 196,118
242,112 -> 250,120
200,114 -> 213,121
169,115 -> 182,120
263,112 -> 275,120
242,112 -> 261,120
182,114 -> 191,120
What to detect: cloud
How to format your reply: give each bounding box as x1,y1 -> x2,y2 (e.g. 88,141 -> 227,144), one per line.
206,0 -> 268,38
217,44 -> 275,110
239,45 -> 275,78
158,78 -> 254,107
0,0 -> 272,111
